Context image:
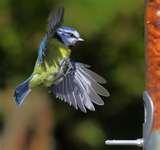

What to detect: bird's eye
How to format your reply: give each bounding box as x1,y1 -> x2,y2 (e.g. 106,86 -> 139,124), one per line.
70,33 -> 74,37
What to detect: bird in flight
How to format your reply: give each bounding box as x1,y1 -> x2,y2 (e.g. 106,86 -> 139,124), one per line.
14,7 -> 110,112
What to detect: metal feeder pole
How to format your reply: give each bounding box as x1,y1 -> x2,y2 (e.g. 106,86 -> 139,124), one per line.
105,91 -> 154,149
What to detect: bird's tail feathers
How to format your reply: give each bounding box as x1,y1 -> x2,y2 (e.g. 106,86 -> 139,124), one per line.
14,77 -> 32,106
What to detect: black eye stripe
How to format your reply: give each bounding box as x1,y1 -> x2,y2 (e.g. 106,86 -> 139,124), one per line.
65,32 -> 75,37
70,33 -> 75,37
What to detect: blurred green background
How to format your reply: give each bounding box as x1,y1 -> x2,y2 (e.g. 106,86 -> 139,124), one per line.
0,0 -> 144,150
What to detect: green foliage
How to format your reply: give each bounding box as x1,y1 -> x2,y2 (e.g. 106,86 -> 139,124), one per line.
74,120 -> 105,147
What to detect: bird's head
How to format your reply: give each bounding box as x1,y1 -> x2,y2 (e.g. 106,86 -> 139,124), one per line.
56,26 -> 84,46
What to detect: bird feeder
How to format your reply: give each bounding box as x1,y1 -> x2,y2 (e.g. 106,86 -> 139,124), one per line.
105,0 -> 160,149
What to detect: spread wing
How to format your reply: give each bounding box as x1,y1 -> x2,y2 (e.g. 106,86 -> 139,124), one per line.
50,61 -> 109,113
37,7 -> 64,64
47,7 -> 64,37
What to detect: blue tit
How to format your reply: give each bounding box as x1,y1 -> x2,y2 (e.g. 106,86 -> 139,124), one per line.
14,7 -> 110,113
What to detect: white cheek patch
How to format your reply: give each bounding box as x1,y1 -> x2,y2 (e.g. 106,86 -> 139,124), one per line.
73,31 -> 80,38
68,38 -> 76,44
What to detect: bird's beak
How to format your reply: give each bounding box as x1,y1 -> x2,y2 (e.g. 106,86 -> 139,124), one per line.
78,38 -> 84,41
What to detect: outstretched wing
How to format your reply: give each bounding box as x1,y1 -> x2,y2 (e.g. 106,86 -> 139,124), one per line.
47,7 -> 64,37
50,61 -> 110,113
37,7 -> 64,64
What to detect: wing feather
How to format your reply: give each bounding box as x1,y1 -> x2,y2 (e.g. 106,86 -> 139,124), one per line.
77,67 -> 109,97
76,69 -> 105,105
73,86 -> 86,113
78,66 -> 106,84
47,7 -> 64,37
76,71 -> 95,111
51,61 -> 109,112
66,75 -> 77,107
37,35 -> 48,64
